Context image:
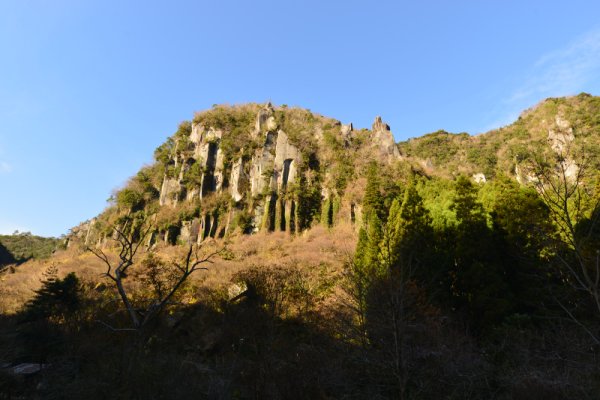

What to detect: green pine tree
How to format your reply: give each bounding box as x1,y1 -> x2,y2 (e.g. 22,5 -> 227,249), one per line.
363,162 -> 385,223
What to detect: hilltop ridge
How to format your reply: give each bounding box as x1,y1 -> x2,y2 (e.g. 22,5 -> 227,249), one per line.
399,93 -> 600,180
71,102 -> 403,248
69,93 -> 600,250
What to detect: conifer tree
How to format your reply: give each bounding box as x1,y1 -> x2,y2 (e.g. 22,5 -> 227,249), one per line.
363,161 -> 385,222
382,181 -> 432,272
449,175 -> 514,331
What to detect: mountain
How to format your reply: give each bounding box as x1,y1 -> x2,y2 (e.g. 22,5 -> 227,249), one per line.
70,102 -> 402,248
398,92 -> 600,181
69,93 -> 600,249
3,94 -> 600,399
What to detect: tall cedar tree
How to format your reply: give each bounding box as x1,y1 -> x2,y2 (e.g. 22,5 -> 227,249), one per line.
450,176 -> 515,331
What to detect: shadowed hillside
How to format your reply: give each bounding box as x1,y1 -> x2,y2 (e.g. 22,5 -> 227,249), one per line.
0,242 -> 16,267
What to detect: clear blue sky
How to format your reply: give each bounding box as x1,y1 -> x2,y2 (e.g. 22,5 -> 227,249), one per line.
2,0 -> 600,237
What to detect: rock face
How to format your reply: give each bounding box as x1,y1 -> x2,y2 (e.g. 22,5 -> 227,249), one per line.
160,178 -> 182,206
151,103 -> 315,242
548,115 -> 575,153
253,102 -> 277,136
547,115 -> 579,182
229,158 -> 244,202
515,164 -> 537,185
75,102 -> 407,247
70,95 -> 600,248
371,116 -> 401,161
341,123 -> 353,144
274,130 -> 299,190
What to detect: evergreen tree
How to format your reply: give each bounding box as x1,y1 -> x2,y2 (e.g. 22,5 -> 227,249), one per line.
295,172 -> 322,231
363,161 -> 385,222
370,181 -> 432,276
449,176 -> 515,331
487,177 -> 556,314
452,175 -> 486,226
354,213 -> 384,277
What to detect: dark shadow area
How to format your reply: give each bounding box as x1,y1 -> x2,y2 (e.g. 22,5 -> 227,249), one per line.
2,254 -> 599,399
0,242 -> 16,269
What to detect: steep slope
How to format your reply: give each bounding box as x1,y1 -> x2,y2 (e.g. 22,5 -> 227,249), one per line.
72,103 -> 402,247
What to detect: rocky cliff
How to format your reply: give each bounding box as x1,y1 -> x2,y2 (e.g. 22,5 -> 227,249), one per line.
73,94 -> 600,248
75,102 -> 401,247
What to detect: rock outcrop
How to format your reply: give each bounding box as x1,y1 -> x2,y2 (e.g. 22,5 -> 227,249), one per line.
341,123 -> 353,145
371,116 -> 401,161
68,94 -> 600,249
547,115 -> 579,182
74,103 -> 412,247
472,173 -> 486,183
151,103 -> 316,242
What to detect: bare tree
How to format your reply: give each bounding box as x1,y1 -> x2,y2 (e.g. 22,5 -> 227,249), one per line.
531,144 -> 600,344
88,221 -> 221,330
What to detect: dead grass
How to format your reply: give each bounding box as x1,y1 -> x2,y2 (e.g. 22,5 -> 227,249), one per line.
0,223 -> 358,315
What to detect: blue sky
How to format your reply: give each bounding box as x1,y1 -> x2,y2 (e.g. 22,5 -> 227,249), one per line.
2,0 -> 600,237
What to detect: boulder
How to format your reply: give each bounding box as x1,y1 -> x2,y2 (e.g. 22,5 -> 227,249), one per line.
472,173 -> 486,183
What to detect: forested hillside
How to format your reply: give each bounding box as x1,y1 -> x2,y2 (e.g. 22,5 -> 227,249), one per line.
1,94 -> 600,399
0,232 -> 63,268
399,92 -> 600,179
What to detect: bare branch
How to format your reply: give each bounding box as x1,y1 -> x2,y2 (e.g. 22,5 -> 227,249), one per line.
89,218 -> 221,331
96,319 -> 138,332
555,299 -> 600,345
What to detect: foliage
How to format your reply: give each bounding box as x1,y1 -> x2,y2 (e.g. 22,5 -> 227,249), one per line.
415,176 -> 458,228
7,97 -> 600,398
322,126 -> 355,193
154,136 -> 175,165
0,242 -> 15,266
133,253 -> 185,301
232,210 -> 254,234
0,232 -> 64,265
274,108 -> 321,161
233,265 -> 312,319
182,160 -> 203,189
115,187 -> 145,211
293,171 -> 322,231
362,161 -> 385,222
194,105 -> 258,161
399,130 -> 469,166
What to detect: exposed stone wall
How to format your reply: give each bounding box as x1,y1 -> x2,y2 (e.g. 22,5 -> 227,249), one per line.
159,178 -> 182,206
153,102 -> 375,244
371,116 -> 401,161
229,158 -> 244,202
547,115 -> 579,182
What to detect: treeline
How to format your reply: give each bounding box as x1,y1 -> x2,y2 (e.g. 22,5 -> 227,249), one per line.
347,161 -> 600,397
0,232 -> 64,267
